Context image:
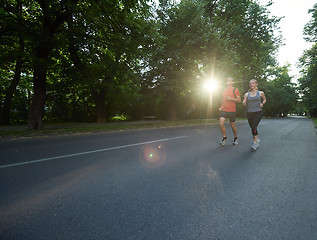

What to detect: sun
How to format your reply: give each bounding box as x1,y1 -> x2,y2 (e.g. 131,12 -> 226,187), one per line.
203,79 -> 218,93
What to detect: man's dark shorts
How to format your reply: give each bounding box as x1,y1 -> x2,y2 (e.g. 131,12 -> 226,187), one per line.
219,111 -> 236,122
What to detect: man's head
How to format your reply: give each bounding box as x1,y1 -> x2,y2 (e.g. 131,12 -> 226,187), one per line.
226,77 -> 234,86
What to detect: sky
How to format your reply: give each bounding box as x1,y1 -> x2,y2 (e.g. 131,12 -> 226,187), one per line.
259,0 -> 316,78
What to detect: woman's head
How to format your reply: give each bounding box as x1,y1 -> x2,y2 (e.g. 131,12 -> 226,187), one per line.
249,79 -> 258,91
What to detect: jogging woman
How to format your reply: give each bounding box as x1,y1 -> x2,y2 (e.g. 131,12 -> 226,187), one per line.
242,79 -> 266,151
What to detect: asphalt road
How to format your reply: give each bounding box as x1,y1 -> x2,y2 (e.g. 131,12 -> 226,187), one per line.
0,117 -> 316,240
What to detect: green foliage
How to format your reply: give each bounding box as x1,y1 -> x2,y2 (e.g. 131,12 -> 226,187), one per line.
144,0 -> 281,120
298,44 -> 317,117
64,0 -> 157,122
262,65 -> 298,117
299,3 -> 317,117
303,3 -> 317,43
0,0 -> 285,125
145,0 -> 211,119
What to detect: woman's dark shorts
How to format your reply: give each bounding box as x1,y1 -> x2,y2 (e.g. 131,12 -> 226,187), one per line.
219,111 -> 236,122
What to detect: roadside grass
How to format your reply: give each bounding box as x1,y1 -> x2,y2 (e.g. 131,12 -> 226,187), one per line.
0,118 -> 238,139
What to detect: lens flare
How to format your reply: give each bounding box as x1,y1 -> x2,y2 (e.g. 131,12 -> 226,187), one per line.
140,144 -> 166,168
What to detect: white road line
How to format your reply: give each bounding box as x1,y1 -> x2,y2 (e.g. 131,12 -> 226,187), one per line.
0,136 -> 187,169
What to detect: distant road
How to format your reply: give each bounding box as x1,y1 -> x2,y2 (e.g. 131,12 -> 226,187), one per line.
0,118 -> 316,240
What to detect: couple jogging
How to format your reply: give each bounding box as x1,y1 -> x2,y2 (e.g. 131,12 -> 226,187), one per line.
219,77 -> 266,151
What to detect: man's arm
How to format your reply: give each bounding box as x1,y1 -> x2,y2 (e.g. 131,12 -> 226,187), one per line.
228,95 -> 241,103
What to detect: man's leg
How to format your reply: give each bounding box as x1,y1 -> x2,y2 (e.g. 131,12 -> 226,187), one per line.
219,117 -> 226,137
228,112 -> 238,144
230,121 -> 238,138
219,117 -> 228,145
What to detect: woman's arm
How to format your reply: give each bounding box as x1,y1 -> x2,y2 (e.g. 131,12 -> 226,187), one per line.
260,91 -> 266,108
242,93 -> 248,107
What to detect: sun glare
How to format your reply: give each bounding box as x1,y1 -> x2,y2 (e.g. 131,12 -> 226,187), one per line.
203,79 -> 218,93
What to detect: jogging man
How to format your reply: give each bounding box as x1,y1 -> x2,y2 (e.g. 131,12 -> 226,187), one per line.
219,77 -> 241,145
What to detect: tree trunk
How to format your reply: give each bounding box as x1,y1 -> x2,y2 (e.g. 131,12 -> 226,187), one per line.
28,41 -> 50,130
91,87 -> 108,123
28,65 -> 47,129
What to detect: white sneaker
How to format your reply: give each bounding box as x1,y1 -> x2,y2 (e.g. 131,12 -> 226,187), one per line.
251,142 -> 257,151
220,137 -> 228,146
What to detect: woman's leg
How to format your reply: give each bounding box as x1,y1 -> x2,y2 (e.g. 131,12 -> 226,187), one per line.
247,112 -> 255,142
251,111 -> 262,142
247,111 -> 263,142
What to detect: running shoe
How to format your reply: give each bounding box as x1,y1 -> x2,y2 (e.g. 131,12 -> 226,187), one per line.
220,137 -> 228,146
233,137 -> 238,145
251,142 -> 257,151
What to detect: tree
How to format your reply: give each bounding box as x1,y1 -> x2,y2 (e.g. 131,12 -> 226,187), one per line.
144,0 -> 281,120
263,65 -> 298,117
145,0 -> 212,120
1,0 -> 157,125
303,3 -> 317,43
299,3 -> 317,117
1,0 -> 80,129
0,0 -> 27,124
28,1 -> 80,129
298,44 -> 317,117
0,0 -> 284,124
66,0 -> 156,122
